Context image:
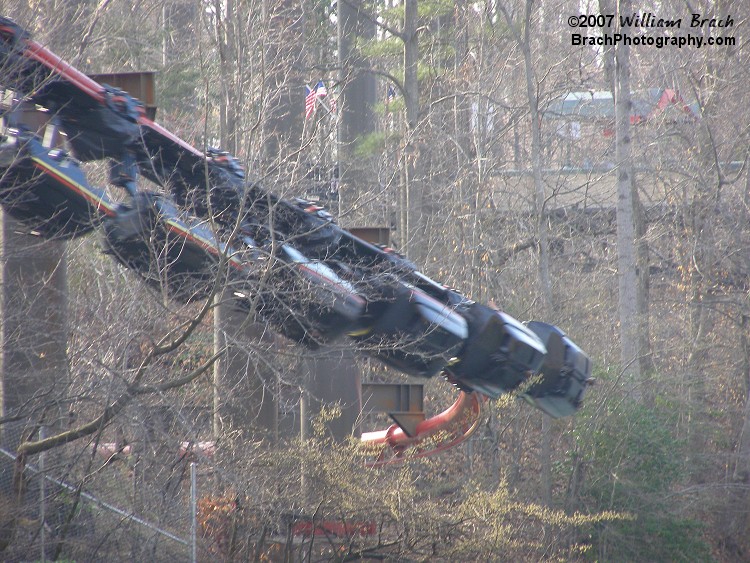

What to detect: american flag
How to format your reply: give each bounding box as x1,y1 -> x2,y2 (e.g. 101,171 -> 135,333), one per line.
305,81 -> 328,119
305,85 -> 316,118
386,84 -> 397,103
328,85 -> 337,114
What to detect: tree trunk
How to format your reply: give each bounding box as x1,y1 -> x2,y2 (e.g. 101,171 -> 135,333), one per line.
602,0 -> 652,386
614,0 -> 642,393
0,215 -> 68,553
452,0 -> 482,297
403,0 -> 424,262
521,0 -> 552,316
215,0 -> 239,155
261,0 -> 304,167
337,0 -> 376,221
213,295 -> 278,444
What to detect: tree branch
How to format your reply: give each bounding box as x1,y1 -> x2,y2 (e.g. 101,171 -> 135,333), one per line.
16,350 -> 220,458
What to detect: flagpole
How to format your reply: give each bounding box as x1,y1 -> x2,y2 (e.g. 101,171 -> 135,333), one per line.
316,96 -> 335,116
304,81 -> 338,213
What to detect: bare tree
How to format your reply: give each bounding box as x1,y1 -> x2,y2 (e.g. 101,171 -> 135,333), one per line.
613,0 -> 641,392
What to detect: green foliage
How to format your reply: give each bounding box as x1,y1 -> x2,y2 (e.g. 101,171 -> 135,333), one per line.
366,0 -> 453,23
611,515 -> 712,563
570,396 -> 713,561
214,410 -> 631,562
358,36 -> 403,59
445,484 -> 628,561
158,64 -> 202,114
587,401 -> 682,503
418,0 -> 455,20
353,132 -> 393,158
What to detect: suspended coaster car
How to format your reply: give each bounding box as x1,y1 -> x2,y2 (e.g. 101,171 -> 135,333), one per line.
234,243 -> 366,347
101,193 -> 367,345
101,191 -> 239,303
0,129 -> 113,238
445,302 -> 548,398
521,321 -> 592,418
350,281 -> 469,377
0,15 -> 594,462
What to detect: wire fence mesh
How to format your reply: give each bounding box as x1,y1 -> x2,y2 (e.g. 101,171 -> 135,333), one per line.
0,400 -> 350,562
0,441 -> 196,561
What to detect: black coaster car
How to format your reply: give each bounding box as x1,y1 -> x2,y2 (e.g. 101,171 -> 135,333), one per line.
521,321 -> 592,418
0,131 -> 110,239
236,244 -> 366,348
351,283 -> 468,377
101,192 -> 232,303
446,303 -> 547,398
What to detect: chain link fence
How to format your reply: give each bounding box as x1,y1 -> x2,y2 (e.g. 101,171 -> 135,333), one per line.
0,417 -> 210,562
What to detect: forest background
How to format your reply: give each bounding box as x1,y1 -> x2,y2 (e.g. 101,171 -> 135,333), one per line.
0,0 -> 749,561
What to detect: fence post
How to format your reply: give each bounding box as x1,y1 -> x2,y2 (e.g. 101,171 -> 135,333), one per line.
191,461 -> 197,563
39,426 -> 46,562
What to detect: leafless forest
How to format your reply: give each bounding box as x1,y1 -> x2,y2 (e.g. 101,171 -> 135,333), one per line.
1,0 -> 749,561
